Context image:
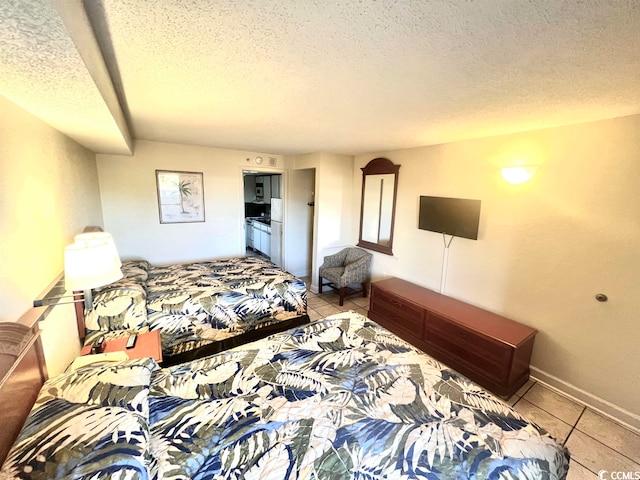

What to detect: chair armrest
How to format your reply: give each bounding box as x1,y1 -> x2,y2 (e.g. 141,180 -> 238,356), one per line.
321,251 -> 346,268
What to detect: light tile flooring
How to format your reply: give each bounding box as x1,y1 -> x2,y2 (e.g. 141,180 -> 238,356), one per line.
305,280 -> 640,478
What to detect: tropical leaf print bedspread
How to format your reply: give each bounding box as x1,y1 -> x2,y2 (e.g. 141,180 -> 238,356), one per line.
144,257 -> 307,357
1,358 -> 159,480
148,311 -> 570,479
84,257 -> 307,359
2,312 -> 569,479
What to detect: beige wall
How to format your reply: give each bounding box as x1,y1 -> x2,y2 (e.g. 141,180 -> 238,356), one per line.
97,140 -> 285,264
354,114 -> 640,422
0,95 -> 102,373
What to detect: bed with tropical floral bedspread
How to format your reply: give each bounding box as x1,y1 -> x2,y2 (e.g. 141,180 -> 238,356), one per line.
82,257 -> 308,365
2,311 -> 569,479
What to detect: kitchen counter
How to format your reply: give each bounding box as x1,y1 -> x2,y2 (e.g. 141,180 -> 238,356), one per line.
247,217 -> 270,226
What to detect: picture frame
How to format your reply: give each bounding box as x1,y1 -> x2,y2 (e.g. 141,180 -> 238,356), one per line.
155,170 -> 205,223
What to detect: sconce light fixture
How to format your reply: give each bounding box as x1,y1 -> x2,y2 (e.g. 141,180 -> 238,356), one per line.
501,166 -> 538,184
34,231 -> 122,311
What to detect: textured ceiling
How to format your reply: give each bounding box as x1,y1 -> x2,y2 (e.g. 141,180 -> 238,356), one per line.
1,0 -> 639,155
0,0 -> 131,154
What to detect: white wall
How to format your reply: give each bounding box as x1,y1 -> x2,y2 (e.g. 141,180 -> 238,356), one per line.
286,152 -> 354,289
97,140 -> 285,264
0,95 -> 102,373
354,114 -> 640,423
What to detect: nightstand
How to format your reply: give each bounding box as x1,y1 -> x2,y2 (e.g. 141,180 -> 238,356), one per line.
80,330 -> 163,363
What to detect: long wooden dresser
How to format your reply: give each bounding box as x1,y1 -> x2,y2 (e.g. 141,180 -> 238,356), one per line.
368,277 -> 537,398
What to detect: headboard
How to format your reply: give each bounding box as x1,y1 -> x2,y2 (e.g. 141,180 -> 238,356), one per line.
0,307 -> 48,464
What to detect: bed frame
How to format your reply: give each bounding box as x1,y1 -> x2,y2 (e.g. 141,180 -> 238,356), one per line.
0,307 -> 48,465
73,303 -> 309,367
160,313 -> 310,367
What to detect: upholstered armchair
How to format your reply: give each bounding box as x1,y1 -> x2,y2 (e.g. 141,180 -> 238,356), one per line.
319,247 -> 373,306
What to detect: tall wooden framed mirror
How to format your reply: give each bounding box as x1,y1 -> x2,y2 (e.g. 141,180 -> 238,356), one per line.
357,157 -> 400,255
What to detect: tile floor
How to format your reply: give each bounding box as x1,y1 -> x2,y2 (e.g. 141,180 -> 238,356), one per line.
305,281 -> 640,478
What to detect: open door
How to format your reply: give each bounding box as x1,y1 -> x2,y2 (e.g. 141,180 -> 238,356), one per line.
286,169 -> 315,278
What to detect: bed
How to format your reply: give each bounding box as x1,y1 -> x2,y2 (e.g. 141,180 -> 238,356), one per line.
1,311 -> 570,479
80,256 -> 309,365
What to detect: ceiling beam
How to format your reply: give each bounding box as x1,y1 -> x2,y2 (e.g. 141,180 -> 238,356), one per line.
51,0 -> 132,154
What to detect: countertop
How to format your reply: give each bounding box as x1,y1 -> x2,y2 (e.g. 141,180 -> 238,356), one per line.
246,217 -> 271,226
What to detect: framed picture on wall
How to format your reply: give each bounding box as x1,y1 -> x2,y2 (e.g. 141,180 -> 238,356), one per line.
156,170 -> 205,223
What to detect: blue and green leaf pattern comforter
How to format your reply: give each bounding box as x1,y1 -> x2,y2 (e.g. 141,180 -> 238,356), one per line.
0,312 -> 569,480
3,312 -> 569,479
84,257 -> 307,359
148,312 -> 569,479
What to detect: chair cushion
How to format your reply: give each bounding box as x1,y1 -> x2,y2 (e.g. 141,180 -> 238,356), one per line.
320,266 -> 345,283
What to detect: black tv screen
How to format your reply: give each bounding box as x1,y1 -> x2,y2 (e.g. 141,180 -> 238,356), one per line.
418,196 -> 481,240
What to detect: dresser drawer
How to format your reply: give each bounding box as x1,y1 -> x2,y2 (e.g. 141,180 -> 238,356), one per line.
426,313 -> 512,379
427,314 -> 511,365
371,291 -> 425,337
425,329 -> 509,384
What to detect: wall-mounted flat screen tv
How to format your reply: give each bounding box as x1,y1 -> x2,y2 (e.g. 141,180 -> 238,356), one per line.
418,196 -> 481,240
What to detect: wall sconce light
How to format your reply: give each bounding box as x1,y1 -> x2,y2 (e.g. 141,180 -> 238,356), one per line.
34,231 -> 122,311
501,166 -> 538,184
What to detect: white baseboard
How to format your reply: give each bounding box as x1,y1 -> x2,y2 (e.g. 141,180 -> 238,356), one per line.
530,366 -> 640,433
291,269 -> 311,279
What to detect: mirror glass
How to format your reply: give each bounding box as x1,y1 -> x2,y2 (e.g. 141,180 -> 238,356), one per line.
357,158 -> 400,255
361,174 -> 395,246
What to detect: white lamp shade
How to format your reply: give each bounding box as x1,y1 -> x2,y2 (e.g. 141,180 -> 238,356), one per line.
74,232 -> 122,268
64,240 -> 123,290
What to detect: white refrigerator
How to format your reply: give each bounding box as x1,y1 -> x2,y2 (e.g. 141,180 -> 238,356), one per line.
270,198 -> 283,266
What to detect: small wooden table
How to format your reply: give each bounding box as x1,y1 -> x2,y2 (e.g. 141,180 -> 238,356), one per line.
81,330 -> 163,363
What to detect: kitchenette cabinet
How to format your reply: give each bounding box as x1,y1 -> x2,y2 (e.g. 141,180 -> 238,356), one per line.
270,175 -> 280,199
245,219 -> 254,249
255,176 -> 271,203
250,220 -> 271,256
245,174 -> 281,204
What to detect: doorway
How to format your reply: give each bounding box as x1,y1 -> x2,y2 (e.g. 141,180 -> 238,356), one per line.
242,171 -> 283,264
